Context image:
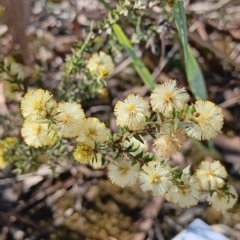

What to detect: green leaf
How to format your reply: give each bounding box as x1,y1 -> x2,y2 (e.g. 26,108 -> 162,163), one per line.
173,1 -> 207,100
129,146 -> 141,153
173,1 -> 188,62
98,0 -> 112,10
143,153 -> 154,162
112,24 -> 155,90
182,164 -> 191,174
133,134 -> 144,144
186,46 -> 207,100
135,151 -> 143,159
209,189 -> 214,197
192,139 -> 220,158
148,131 -> 156,139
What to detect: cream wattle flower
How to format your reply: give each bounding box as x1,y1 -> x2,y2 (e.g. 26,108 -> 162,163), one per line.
184,101 -> 224,140
108,158 -> 140,187
21,89 -> 57,120
150,80 -> 189,117
114,94 -> 150,130
139,161 -> 172,196
55,102 -> 85,138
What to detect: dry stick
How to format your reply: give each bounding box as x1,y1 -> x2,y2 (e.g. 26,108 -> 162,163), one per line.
151,33 -> 166,81
188,0 -> 232,14
131,196 -> 164,240
112,57 -> 132,77
214,134 -> 240,153
153,221 -> 165,240
27,182 -> 92,240
0,0 -> 32,66
14,167 -> 105,239
218,95 -> 240,108
14,166 -> 105,212
188,31 -> 240,71
152,44 -> 179,81
0,211 -> 36,240
26,208 -> 75,240
15,175 -> 77,212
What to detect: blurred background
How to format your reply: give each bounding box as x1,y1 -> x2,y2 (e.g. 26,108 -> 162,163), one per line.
0,0 -> 240,239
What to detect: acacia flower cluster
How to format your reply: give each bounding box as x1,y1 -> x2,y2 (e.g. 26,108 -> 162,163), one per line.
87,51 -> 114,79
20,79 -> 237,211
20,89 -> 110,156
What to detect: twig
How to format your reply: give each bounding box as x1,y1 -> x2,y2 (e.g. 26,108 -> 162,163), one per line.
26,208 -> 75,240
15,176 -> 77,212
152,44 -> 179,81
218,95 -> 240,108
188,0 -> 232,14
131,196 -> 164,240
188,31 -> 240,71
153,221 -> 165,240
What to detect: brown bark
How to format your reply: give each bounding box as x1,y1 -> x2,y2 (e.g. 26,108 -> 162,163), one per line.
0,0 -> 32,65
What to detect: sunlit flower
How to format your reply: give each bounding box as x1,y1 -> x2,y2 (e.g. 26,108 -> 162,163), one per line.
139,161 -> 172,196
108,158 -> 140,187
184,101 -> 224,140
76,117 -> 110,148
0,144 -> 7,169
21,120 -> 56,148
154,128 -> 186,157
150,80 -> 189,117
0,155 -> 7,169
114,94 -> 150,130
166,0 -> 176,8
207,185 -> 238,211
55,102 -> 85,138
5,137 -> 18,145
21,89 -> 57,120
165,174 -> 201,208
0,137 -> 18,168
73,143 -> 94,164
196,160 -> 227,190
2,80 -> 19,100
122,135 -> 148,157
87,51 -> 114,78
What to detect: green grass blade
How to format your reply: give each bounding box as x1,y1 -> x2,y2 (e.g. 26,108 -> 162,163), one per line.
186,46 -> 207,100
112,23 -> 155,90
173,1 -> 207,100
98,0 -> 112,10
192,139 -> 220,158
173,1 -> 188,62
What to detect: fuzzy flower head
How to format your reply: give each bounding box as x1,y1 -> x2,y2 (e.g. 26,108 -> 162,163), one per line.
114,94 -> 150,131
73,143 -> 94,164
55,102 -> 85,138
154,128 -> 186,158
196,160 -> 227,190
108,158 -> 140,187
184,101 -> 224,140
21,120 -> 57,148
139,161 -> 172,196
87,52 -> 114,78
122,135 -> 148,157
2,80 -> 19,100
0,143 -> 7,169
150,80 -> 189,117
21,89 -> 57,120
0,155 -> 7,169
166,0 -> 176,8
165,174 -> 201,208
0,137 -> 18,168
207,185 -> 238,211
76,117 -> 110,148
